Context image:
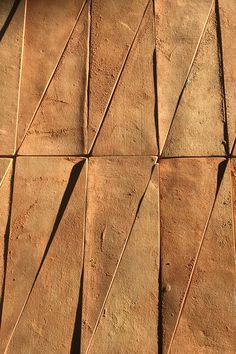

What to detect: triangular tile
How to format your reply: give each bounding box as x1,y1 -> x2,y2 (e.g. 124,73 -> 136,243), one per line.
156,0 -> 213,151
0,0 -> 25,155
82,156 -> 156,351
17,0 -> 85,148
161,7 -> 226,157
88,165 -> 159,353
170,163 -> 235,353
159,158 -> 224,352
0,159 -> 12,306
5,160 -> 87,354
92,2 -> 157,156
19,3 -> 89,155
88,0 -> 149,149
0,157 -> 86,352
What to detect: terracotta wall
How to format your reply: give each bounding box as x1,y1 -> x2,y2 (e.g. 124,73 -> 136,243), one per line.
0,0 -> 235,353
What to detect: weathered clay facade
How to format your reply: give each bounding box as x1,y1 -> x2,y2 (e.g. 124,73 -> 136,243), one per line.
0,0 -> 235,353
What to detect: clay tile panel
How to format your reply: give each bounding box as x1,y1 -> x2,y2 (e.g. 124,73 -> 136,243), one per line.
161,7 -> 226,157
0,0 -> 25,155
18,3 -> 89,156
16,0 -> 85,149
4,159 -> 87,354
159,158 -> 224,352
92,2 -> 158,156
155,0 -> 213,151
88,0 -> 149,150
87,165 -> 159,353
81,156 -> 157,351
170,163 -> 235,353
0,157 -> 86,352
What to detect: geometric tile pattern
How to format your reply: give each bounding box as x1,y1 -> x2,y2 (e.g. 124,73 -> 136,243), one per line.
0,1 -> 235,353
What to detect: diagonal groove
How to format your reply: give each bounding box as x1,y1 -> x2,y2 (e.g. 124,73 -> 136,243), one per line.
16,0 -> 88,153
167,158 -> 228,354
0,0 -> 21,41
88,0 -> 151,155
160,0 -> 214,156
3,160 -> 86,353
85,159 -> 158,353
